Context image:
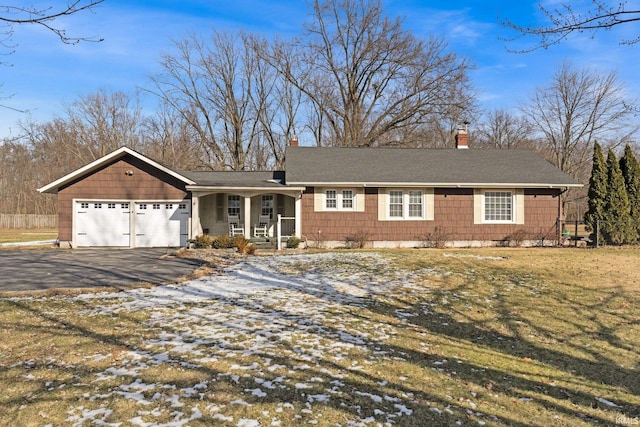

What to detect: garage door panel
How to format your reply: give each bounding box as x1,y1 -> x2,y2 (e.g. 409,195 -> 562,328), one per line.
76,202 -> 130,247
134,202 -> 190,247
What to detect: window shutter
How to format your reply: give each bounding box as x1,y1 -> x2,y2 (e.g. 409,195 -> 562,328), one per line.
516,189 -> 525,224
314,188 -> 323,212
355,188 -> 365,212
378,189 -> 387,220
425,188 -> 434,221
473,189 -> 482,224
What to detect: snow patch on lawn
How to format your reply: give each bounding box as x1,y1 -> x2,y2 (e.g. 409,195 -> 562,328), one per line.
63,252 -> 432,425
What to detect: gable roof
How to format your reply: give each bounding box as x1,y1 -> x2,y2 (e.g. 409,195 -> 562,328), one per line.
39,146 -> 582,196
285,147 -> 582,188
38,147 -> 196,194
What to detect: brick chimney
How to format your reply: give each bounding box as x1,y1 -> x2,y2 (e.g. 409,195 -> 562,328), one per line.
455,124 -> 469,149
289,135 -> 299,147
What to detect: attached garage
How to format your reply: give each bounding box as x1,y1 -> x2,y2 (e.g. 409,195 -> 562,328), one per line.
39,147 -> 195,249
74,200 -> 190,248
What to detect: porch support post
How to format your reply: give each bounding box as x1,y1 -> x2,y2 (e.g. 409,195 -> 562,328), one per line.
295,192 -> 302,238
243,195 -> 251,239
191,192 -> 203,238
277,214 -> 282,250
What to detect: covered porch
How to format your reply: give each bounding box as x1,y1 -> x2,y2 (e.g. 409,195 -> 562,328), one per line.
185,172 -> 304,242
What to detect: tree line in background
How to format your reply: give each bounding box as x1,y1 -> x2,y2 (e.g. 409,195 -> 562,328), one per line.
0,0 -> 639,219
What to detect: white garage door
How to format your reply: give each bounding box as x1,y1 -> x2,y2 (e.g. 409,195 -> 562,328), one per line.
75,201 -> 190,247
76,202 -> 131,247
134,202 -> 190,248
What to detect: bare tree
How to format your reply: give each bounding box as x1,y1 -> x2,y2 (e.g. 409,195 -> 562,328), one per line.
502,1 -> 640,51
304,99 -> 330,147
149,31 -> 300,170
475,109 -> 535,149
522,61 -> 637,182
142,101 -> 206,170
65,90 -> 144,159
247,34 -> 302,168
0,142 -> 34,213
148,35 -> 224,169
200,31 -> 255,170
18,90 -> 144,167
263,0 -> 473,147
416,87 -> 479,148
2,122 -> 81,214
20,117 -> 86,170
4,89 -> 144,215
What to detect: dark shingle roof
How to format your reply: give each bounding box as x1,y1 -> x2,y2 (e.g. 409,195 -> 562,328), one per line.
180,170 -> 287,188
285,147 -> 581,187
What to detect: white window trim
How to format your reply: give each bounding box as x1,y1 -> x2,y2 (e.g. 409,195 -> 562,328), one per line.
325,189 -> 338,210
388,190 -> 405,218
322,188 -> 357,212
341,189 -> 355,210
378,188 -> 434,221
314,187 -> 365,212
474,189 -> 525,225
483,191 -> 514,223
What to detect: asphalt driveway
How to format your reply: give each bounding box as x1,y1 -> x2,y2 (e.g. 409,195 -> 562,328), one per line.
0,248 -> 207,292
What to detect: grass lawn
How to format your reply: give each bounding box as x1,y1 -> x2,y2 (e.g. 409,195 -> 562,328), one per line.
0,248 -> 638,426
0,228 -> 57,244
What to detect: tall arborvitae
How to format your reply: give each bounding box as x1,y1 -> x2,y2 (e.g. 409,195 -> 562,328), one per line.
584,142 -> 608,243
603,148 -> 633,245
619,144 -> 640,243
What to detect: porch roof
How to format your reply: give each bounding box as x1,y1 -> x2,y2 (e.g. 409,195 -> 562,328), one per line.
181,170 -> 287,188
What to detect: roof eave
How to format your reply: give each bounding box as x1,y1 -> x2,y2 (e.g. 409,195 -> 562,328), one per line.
187,185 -> 307,192
286,181 -> 583,188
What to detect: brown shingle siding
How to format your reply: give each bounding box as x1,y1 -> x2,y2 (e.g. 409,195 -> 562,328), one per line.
301,186 -> 561,244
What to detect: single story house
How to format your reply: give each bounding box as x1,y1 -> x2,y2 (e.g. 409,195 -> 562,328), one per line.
38,131 -> 581,248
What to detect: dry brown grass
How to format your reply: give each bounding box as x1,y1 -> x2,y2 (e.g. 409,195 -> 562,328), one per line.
0,228 -> 57,244
0,247 -> 638,426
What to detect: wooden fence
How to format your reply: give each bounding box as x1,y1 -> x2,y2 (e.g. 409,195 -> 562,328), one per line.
0,214 -> 58,229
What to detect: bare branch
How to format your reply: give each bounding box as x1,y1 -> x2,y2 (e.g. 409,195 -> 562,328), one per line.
475,109 -> 535,149
502,0 -> 640,52
0,1 -> 104,109
0,1 -> 104,45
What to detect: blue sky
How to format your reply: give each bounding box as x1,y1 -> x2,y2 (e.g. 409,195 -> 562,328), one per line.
2,0 -> 639,139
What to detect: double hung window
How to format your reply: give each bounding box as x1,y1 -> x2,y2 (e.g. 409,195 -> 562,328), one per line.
261,195 -> 274,219
388,190 -> 423,219
228,195 -> 241,217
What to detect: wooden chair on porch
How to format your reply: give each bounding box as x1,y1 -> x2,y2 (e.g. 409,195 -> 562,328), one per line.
253,215 -> 271,238
228,214 -> 245,237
